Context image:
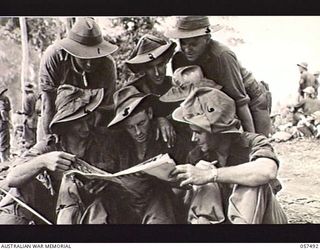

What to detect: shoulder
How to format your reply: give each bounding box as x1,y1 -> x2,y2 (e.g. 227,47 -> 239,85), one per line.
209,40 -> 234,57
41,43 -> 68,63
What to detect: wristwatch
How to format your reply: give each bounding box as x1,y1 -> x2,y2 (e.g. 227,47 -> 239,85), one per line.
211,168 -> 218,182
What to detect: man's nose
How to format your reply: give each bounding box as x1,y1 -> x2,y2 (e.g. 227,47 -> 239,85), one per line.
135,125 -> 141,135
154,66 -> 160,76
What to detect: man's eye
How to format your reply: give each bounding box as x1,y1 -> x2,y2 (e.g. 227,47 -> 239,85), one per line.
138,121 -> 145,126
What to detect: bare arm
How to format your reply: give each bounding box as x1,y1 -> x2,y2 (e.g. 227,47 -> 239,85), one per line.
236,104 -> 255,133
41,91 -> 56,135
7,151 -> 75,188
170,158 -> 277,187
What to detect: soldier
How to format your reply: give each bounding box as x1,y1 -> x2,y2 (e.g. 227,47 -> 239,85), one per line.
0,85 -> 115,224
169,88 -> 287,224
0,87 -> 11,162
40,17 -> 118,135
165,16 -> 272,136
106,85 -> 189,223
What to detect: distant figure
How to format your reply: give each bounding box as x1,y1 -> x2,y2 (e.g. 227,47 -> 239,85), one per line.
292,87 -> 320,137
0,87 -> 11,162
297,62 -> 316,101
313,70 -> 320,97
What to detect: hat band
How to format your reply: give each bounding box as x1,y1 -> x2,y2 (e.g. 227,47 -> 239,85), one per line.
68,31 -> 103,46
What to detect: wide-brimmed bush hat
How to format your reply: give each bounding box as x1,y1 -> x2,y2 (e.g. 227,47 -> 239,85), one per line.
125,34 -> 176,73
58,17 -> 118,59
160,65 -> 222,102
172,87 -> 240,134
108,84 -> 157,128
297,62 -> 308,70
303,86 -> 315,95
165,16 -> 223,39
50,84 -> 104,133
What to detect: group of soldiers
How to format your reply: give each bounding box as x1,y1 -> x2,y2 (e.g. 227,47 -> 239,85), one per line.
271,62 -> 320,141
0,16 -> 288,224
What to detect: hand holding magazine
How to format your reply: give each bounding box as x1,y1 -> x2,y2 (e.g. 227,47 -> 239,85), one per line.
66,153 -> 176,182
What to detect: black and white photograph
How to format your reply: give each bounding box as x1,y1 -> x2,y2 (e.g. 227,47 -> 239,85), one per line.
0,15 -> 319,242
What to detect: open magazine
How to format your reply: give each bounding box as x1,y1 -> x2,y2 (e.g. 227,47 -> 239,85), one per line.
66,153 -> 176,182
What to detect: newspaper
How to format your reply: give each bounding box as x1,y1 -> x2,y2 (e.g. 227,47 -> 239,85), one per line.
66,153 -> 176,182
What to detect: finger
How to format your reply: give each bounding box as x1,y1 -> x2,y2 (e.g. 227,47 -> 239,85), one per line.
161,126 -> 168,142
156,128 -> 160,141
169,167 -> 185,177
59,152 -> 76,161
180,178 -> 193,187
176,173 -> 189,181
56,158 -> 73,167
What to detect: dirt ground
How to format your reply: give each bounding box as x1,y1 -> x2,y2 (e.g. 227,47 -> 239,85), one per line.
273,138 -> 320,224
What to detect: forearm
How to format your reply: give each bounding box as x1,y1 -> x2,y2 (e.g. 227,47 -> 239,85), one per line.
41,92 -> 55,135
216,158 -> 278,187
7,156 -> 46,187
237,104 -> 255,133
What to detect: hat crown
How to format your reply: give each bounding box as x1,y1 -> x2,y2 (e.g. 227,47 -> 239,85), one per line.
298,62 -> 308,69
303,86 -> 315,94
68,17 -> 103,46
181,88 -> 239,133
113,85 -> 145,111
173,65 -> 204,87
177,16 -> 210,31
135,35 -> 168,56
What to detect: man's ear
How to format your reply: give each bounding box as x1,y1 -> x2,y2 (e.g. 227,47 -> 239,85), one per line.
147,107 -> 153,120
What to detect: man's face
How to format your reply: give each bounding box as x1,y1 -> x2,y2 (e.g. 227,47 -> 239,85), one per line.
68,113 -> 95,139
124,108 -> 153,143
144,61 -> 167,85
179,35 -> 209,62
298,66 -> 305,74
190,124 -> 220,152
74,57 -> 104,73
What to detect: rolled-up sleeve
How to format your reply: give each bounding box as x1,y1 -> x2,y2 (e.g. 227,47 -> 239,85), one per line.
39,45 -> 62,93
247,133 -> 280,168
218,51 -> 250,106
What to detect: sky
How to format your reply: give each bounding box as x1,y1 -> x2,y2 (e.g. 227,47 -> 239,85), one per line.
211,16 -> 320,110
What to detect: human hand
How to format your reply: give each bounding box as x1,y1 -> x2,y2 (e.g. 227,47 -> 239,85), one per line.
169,163 -> 217,187
195,160 -> 218,170
155,117 -> 176,148
39,151 -> 75,172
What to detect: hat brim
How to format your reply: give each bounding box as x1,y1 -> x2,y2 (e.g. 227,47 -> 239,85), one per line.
297,64 -> 308,70
58,38 -> 118,59
160,87 -> 193,103
125,43 -> 176,73
107,94 -> 156,128
160,80 -> 223,103
165,24 -> 223,39
172,106 -> 240,134
0,88 -> 8,96
50,88 -> 104,131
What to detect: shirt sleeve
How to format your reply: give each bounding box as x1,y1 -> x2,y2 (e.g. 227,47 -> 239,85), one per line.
39,44 -> 64,93
218,51 -> 250,106
246,133 -> 280,168
102,55 -> 117,106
